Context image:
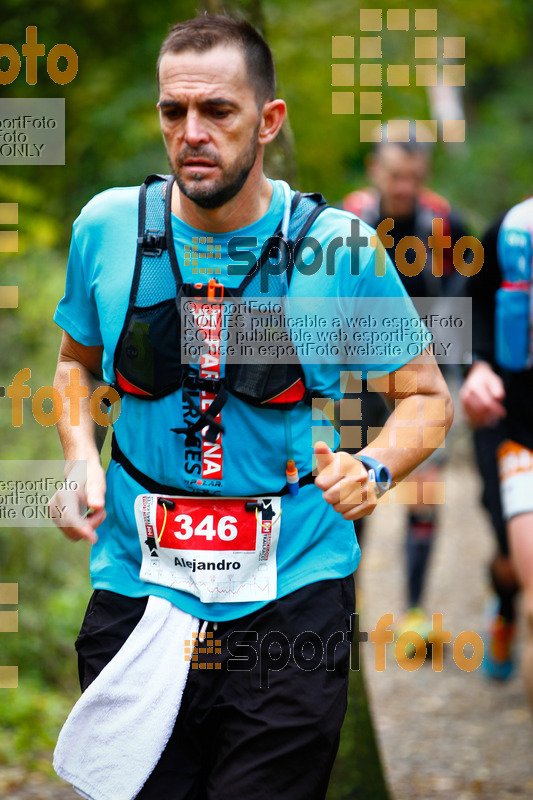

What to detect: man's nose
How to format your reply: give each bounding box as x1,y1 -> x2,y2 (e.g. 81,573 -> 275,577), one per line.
183,111 -> 209,146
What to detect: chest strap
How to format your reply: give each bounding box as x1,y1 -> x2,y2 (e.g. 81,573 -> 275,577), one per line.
171,383 -> 227,445
111,434 -> 315,497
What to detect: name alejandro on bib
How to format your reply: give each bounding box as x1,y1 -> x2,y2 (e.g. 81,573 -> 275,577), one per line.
173,557 -> 241,572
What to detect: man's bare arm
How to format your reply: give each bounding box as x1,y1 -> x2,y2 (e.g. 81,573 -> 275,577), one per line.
314,349 -> 454,519
360,348 -> 454,482
50,331 -> 108,543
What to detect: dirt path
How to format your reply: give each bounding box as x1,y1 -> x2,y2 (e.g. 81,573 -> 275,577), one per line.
360,430 -> 533,800
0,771 -> 77,800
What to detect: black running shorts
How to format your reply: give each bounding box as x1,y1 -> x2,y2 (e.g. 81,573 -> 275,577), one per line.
75,576 -> 355,800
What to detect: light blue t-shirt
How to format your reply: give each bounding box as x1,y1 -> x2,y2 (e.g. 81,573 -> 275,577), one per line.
54,179 -> 427,621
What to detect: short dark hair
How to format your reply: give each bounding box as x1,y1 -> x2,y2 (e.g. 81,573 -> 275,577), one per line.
157,14 -> 276,107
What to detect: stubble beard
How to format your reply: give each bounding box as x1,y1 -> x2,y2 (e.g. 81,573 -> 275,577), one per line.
173,127 -> 260,210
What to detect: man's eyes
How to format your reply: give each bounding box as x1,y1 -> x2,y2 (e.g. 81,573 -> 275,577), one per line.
162,106 -> 185,120
161,106 -> 232,121
208,107 -> 231,118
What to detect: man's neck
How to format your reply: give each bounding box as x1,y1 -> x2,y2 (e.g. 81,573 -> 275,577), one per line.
171,169 -> 274,233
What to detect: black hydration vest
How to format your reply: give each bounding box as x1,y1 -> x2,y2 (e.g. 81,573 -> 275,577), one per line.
112,174 -> 329,444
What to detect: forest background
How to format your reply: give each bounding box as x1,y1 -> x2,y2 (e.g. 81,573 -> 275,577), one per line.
1,0 -> 533,796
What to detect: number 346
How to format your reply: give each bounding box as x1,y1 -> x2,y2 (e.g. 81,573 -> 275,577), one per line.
173,514 -> 238,541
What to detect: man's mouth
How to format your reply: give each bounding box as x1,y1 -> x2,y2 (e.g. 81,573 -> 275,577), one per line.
182,158 -> 217,172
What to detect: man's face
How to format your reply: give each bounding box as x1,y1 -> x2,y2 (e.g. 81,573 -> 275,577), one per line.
369,145 -> 430,219
158,46 -> 263,209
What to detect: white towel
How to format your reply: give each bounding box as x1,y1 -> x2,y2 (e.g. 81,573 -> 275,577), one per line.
54,595 -> 199,800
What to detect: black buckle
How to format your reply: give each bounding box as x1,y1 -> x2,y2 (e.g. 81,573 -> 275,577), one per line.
183,374 -> 221,394
138,230 -> 167,257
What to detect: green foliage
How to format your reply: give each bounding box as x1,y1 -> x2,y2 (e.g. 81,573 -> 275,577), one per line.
0,0 -> 197,241
266,0 -> 533,226
327,663 -> 391,800
0,678 -> 77,773
0,534 -> 92,689
0,246 -> 68,457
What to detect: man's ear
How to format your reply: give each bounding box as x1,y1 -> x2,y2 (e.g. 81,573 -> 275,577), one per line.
258,99 -> 286,146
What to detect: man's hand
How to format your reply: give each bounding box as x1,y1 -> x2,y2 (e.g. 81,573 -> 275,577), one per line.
460,360 -> 506,428
314,349 -> 453,518
314,441 -> 378,520
49,460 -> 106,544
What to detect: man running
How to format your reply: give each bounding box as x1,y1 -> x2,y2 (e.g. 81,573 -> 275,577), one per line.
461,202 -> 532,693
50,16 -> 452,799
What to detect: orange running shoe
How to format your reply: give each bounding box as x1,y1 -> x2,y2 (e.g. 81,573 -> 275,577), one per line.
483,601 -> 516,681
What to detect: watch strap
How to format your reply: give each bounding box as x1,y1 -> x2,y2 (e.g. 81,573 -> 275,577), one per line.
352,455 -> 392,498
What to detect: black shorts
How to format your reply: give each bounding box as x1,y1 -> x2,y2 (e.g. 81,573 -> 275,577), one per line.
473,422 -> 508,556
75,576 -> 355,800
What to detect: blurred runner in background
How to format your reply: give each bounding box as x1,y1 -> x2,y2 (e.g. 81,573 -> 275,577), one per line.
343,122 -> 468,642
461,208 -> 528,688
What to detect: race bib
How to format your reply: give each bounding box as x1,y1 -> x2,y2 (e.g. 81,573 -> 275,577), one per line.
134,494 -> 281,603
